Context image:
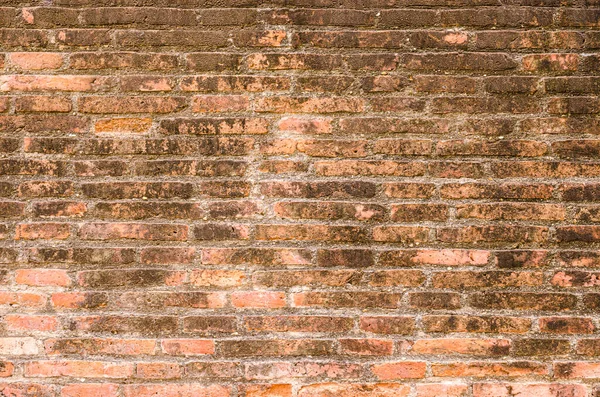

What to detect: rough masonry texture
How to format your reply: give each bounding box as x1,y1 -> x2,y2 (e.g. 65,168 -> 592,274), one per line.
0,1 -> 599,396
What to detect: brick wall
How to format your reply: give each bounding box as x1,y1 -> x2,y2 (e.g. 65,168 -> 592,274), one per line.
0,1 -> 599,396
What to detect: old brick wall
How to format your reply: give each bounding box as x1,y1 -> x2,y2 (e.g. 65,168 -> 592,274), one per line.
0,1 -> 599,396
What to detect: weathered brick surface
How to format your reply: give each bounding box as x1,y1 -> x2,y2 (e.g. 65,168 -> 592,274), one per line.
0,1 -> 599,395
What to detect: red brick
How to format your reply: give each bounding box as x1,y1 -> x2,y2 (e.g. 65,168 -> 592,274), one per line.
15,223 -> 71,240
0,75 -> 111,91
161,339 -> 215,356
432,362 -> 548,378
244,361 -> 363,380
411,338 -> 511,356
371,362 -> 426,379
78,223 -> 188,241
61,384 -> 119,397
473,383 -> 586,397
522,53 -> 580,73
16,269 -> 71,287
124,385 -> 230,397
25,360 -> 134,378
339,339 -> 393,356
10,52 -> 63,70
232,291 -> 286,308
298,383 -> 410,397
5,315 -> 59,332
45,338 -> 155,356
416,383 -> 469,397
136,362 -> 181,379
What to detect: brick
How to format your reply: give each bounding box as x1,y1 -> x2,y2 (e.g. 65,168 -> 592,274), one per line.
51,292 -> 109,310
160,117 -> 269,135
298,383 -> 410,397
411,338 -> 511,356
414,76 -> 476,93
256,224 -> 366,242
186,362 -> 239,378
81,7 -> 196,26
22,7 -> 79,27
16,269 -> 71,287
161,339 -> 214,356
244,316 -> 352,333
24,360 -> 134,378
339,117 -> 451,134
78,269 -> 185,289
71,315 -> 178,336
0,75 -> 111,91
404,53 -> 518,71
253,269 -> 359,287
124,385 -> 230,397
436,226 -> 549,244
79,96 -> 185,113
0,292 -> 46,309
190,181 -> 251,198
186,52 -> 242,71
410,292 -> 461,309
183,316 -> 237,334
423,315 -> 531,333
0,337 -> 39,355
472,383 -> 586,397
70,52 -> 178,70
135,362 -> 180,379
78,223 -> 188,241
437,139 -> 547,155
440,183 -> 553,200
432,362 -> 548,378
246,53 -> 343,70
56,29 -> 111,46
470,293 -> 577,311
45,338 -> 155,356
191,269 -> 245,287
257,96 -> 364,113
522,53 -> 580,73
116,30 -> 228,48
317,249 -> 374,268
61,384 -> 119,397
5,315 -> 59,332
539,317 -> 595,334
202,248 -> 312,266
16,96 -> 72,112
181,75 -> 290,92
10,52 -> 63,70
275,201 -> 384,221
446,161 -> 509,182
244,361 -> 363,380
374,139 -> 433,155
95,117 -> 152,133
359,316 -> 415,335
114,292 -> 226,310
0,28 -> 49,48
416,383 -> 469,397
220,339 -> 334,357
369,270 -> 426,287
0,362 -> 13,377
232,291 -> 286,308
554,362 -> 600,379
371,362 -> 426,379
0,383 -> 55,396
294,292 -> 401,309
339,338 -> 393,356
577,339 -> 600,356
